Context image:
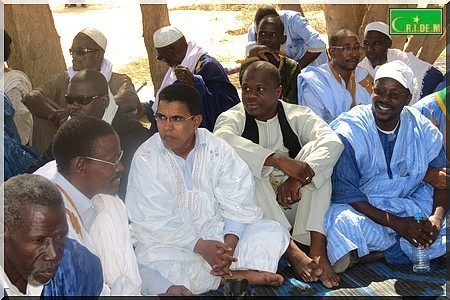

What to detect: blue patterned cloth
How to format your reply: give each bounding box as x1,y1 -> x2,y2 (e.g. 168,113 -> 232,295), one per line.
3,93 -> 38,180
325,104 -> 446,265
42,237 -> 103,296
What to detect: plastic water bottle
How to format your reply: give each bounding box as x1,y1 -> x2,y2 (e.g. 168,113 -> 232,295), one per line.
412,212 -> 430,273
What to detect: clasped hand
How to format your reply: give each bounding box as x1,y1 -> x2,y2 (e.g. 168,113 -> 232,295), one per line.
394,216 -> 441,248
194,239 -> 237,277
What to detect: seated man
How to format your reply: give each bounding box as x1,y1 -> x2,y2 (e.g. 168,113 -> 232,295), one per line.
3,29 -> 33,145
23,27 -> 140,154
150,26 -> 240,131
325,60 -> 447,273
413,87 -> 449,190
2,173 -> 103,296
3,93 -> 38,180
37,69 -> 151,199
126,83 -> 290,294
359,21 -> 443,104
246,5 -> 328,68
298,29 -> 373,123
214,61 -> 344,288
241,15 -> 301,104
34,116 -> 142,295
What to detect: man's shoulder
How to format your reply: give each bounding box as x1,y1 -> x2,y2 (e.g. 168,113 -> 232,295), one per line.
112,110 -> 150,137
111,72 -> 132,80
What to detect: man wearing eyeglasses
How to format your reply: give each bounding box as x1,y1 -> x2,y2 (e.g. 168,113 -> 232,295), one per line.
126,83 -> 290,295
324,60 -> 447,273
358,21 -> 443,105
297,29 -> 373,124
34,116 -> 142,295
150,26 -> 240,132
23,27 -> 140,154
31,69 -> 150,200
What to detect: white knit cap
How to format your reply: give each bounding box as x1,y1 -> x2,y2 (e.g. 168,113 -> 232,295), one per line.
153,26 -> 184,48
374,60 -> 415,92
364,21 -> 391,40
79,27 -> 107,51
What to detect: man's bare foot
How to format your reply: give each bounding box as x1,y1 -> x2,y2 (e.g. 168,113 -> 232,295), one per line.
284,240 -> 322,282
221,270 -> 284,287
310,232 -> 340,288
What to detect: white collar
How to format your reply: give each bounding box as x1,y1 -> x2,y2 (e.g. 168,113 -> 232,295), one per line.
53,171 -> 93,217
1,266 -> 44,296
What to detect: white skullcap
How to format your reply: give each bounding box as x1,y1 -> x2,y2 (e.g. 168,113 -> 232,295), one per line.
364,21 -> 391,40
153,26 -> 184,48
79,27 -> 107,51
374,60 -> 415,93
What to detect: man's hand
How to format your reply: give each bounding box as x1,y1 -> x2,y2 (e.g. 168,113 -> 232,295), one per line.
211,234 -> 238,276
424,168 -> 448,190
161,285 -> 193,296
277,177 -> 303,209
266,154 -> 314,186
421,215 -> 442,247
174,66 -> 195,86
48,108 -> 70,128
248,45 -> 280,63
194,239 -> 236,276
392,216 -> 432,248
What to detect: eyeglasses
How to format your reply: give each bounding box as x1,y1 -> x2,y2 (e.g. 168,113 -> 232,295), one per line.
65,94 -> 105,105
373,87 -> 409,100
156,48 -> 173,60
69,47 -> 100,56
154,113 -> 195,123
330,45 -> 364,53
84,150 -> 123,168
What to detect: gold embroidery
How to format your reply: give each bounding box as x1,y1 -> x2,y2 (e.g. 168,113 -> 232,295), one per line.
53,183 -> 84,239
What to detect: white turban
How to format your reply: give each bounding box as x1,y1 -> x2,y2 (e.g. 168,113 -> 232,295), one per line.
364,21 -> 391,40
374,60 -> 415,93
153,26 -> 184,48
79,27 -> 107,51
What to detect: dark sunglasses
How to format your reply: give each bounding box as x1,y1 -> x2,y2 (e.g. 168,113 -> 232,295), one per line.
65,94 -> 105,105
69,47 -> 100,56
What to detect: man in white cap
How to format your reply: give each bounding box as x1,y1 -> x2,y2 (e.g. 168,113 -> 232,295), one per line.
151,25 -> 240,131
23,27 -> 141,154
359,21 -> 443,105
297,29 -> 373,123
324,60 -> 447,273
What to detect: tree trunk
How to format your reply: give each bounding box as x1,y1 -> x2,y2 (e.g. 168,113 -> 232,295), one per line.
357,4 -> 389,42
4,4 -> 66,88
278,4 -> 304,17
140,4 -> 170,96
323,4 -> 368,38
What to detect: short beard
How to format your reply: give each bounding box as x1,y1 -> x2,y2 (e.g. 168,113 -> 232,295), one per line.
27,262 -> 59,286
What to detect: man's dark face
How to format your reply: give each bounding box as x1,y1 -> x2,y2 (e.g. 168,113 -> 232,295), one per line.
256,20 -> 286,51
156,43 -> 184,68
80,133 -> 124,198
241,67 -> 282,121
363,31 -> 391,68
67,81 -> 108,119
4,204 -> 68,287
372,77 -> 411,130
329,35 -> 361,71
71,33 -> 103,71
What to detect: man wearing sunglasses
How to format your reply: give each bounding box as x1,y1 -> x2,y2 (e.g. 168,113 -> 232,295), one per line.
34,116 -> 142,295
35,69 -> 150,200
23,27 -> 140,154
358,21 -> 443,105
325,60 -> 447,273
150,26 -> 240,132
297,29 -> 373,124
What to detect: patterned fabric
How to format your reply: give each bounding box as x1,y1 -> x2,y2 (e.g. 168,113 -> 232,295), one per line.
42,237 -> 103,296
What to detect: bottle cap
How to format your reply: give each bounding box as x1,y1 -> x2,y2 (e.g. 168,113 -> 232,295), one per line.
414,212 -> 422,221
